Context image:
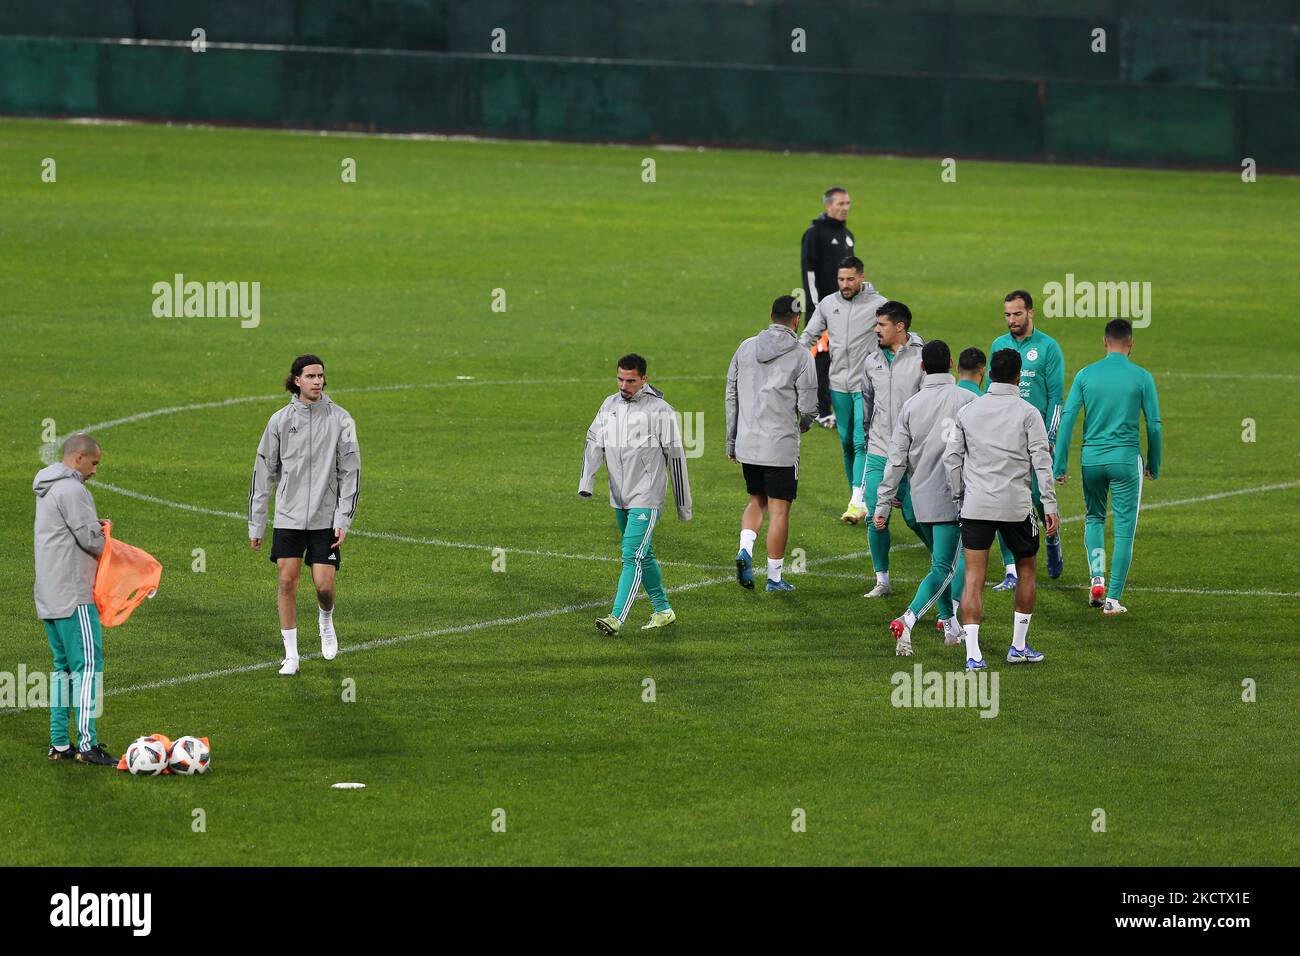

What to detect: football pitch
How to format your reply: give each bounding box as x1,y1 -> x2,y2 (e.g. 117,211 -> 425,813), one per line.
1,117 -> 1297,865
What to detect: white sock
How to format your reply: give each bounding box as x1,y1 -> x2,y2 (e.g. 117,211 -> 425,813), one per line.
964,624 -> 983,662
767,558 -> 783,583
319,605 -> 333,623
1005,563 -> 1017,577
52,744 -> 69,752
942,616 -> 962,635
281,627 -> 298,660
850,486 -> 865,509
1013,612 -> 1031,651
876,570 -> 890,587
739,528 -> 757,555
902,609 -> 917,629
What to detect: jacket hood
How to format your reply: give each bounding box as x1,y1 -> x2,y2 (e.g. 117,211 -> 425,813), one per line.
755,324 -> 800,363
33,462 -> 83,497
812,213 -> 847,229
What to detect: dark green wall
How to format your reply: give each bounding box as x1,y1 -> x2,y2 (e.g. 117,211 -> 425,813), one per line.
1,1 -> 1297,167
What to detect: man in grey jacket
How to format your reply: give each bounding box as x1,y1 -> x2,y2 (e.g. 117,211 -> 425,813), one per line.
248,354 -> 361,676
797,255 -> 886,523
33,433 -> 114,765
580,353 -> 693,636
943,349 -> 1060,670
859,300 -> 926,597
726,295 -> 819,593
874,340 -> 975,655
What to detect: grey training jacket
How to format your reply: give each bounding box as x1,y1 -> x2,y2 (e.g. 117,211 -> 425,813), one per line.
876,374 -> 976,524
33,463 -> 104,620
579,387 -> 693,520
248,394 -> 362,539
860,331 -> 926,460
943,382 -> 1059,522
797,285 -> 885,392
726,324 -> 819,467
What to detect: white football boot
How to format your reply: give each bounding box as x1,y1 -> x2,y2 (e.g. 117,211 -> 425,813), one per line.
1102,598 -> 1128,616
278,657 -> 300,676
862,582 -> 893,598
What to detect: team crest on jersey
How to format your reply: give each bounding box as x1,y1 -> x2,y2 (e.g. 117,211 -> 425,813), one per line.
1026,348 -> 1039,361
846,236 -> 854,246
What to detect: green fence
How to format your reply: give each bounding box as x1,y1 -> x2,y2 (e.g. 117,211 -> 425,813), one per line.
0,1 -> 1297,167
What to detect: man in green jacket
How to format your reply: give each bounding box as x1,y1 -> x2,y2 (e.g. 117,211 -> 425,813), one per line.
1053,319 -> 1163,615
988,290 -> 1066,588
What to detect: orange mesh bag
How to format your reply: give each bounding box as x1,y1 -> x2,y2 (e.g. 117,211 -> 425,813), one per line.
93,521 -> 162,628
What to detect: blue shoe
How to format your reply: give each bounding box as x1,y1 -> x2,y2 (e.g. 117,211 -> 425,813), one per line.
765,578 -> 796,593
1046,536 -> 1063,579
736,550 -> 754,590
991,573 -> 1018,592
1007,644 -> 1045,664
965,658 -> 987,671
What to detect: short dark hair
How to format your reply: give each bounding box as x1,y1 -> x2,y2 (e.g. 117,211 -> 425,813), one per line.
285,354 -> 326,394
958,347 -> 987,372
771,295 -> 801,321
1004,289 -> 1033,310
62,433 -> 100,458
1105,319 -> 1133,342
921,340 -> 951,374
617,353 -> 647,376
989,348 -> 1022,384
875,300 -> 912,330
837,256 -> 864,274
823,186 -> 848,204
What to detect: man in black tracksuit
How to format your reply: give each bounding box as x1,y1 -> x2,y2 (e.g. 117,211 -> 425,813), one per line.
800,186 -> 857,423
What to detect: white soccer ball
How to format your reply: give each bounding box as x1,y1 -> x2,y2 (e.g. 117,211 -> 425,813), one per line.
125,736 -> 168,776
169,736 -> 211,776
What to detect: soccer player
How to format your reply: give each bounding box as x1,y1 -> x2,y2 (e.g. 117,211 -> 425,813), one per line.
33,433 -> 114,765
944,349 -> 1060,670
726,295 -> 819,593
801,186 -> 857,426
987,290 -> 1066,590
874,340 -> 975,655
579,353 -> 693,635
1053,319 -> 1162,615
957,347 -> 986,397
858,300 -> 925,597
798,256 -> 887,523
248,354 -> 362,676
926,345 -> 988,637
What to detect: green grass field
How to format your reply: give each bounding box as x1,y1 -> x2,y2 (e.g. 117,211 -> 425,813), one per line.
1,117 -> 1297,865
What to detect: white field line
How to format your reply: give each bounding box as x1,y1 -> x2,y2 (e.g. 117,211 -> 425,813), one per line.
15,390 -> 1294,710
808,480 -> 1300,568
86,480 -> 722,571
43,376 -> 723,569
0,541 -> 872,712
802,569 -> 1299,598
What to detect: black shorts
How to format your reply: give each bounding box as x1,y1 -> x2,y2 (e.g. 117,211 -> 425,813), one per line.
270,528 -> 340,567
742,462 -> 798,502
960,513 -> 1039,560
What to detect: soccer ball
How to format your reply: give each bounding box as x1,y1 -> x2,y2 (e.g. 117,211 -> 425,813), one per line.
125,736 -> 168,776
169,736 -> 211,775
